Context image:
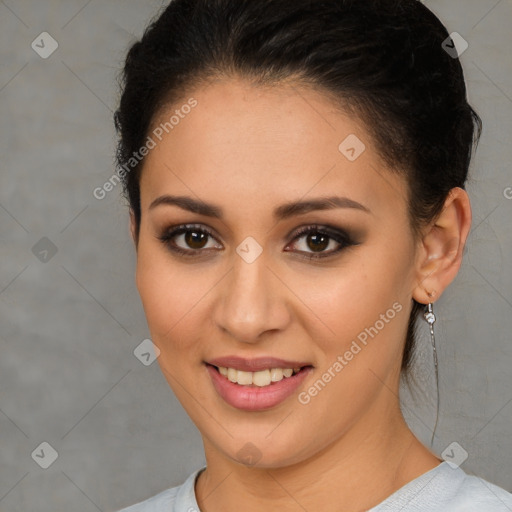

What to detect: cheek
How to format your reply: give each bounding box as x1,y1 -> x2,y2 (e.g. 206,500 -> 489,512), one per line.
297,253 -> 405,340
293,240 -> 412,393
135,240 -> 187,338
135,241 -> 217,356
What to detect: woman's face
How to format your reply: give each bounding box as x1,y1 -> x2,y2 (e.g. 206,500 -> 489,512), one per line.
133,77 -> 421,467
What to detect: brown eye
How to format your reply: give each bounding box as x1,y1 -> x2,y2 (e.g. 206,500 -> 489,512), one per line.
184,230 -> 209,249
285,225 -> 357,260
158,223 -> 357,260
304,232 -> 330,252
158,224 -> 222,256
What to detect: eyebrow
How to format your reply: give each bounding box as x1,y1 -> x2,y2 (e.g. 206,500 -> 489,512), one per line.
149,194 -> 371,220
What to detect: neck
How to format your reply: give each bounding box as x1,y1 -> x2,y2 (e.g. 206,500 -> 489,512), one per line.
195,401 -> 441,512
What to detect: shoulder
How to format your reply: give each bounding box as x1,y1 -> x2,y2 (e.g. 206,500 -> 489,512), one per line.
116,487 -> 179,512
448,468 -> 512,511
116,466 -> 205,512
373,462 -> 512,511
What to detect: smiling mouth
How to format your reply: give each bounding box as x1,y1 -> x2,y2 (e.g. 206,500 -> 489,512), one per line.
207,364 -> 312,387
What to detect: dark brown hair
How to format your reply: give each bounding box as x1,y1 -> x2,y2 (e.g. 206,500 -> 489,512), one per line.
114,0 -> 482,376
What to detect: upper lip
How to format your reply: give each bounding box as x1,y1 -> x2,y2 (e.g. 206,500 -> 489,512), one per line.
206,356 -> 312,372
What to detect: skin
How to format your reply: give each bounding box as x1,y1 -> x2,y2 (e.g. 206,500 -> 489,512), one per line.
130,77 -> 472,512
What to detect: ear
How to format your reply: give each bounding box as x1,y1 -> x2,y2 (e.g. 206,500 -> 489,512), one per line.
129,208 -> 138,249
412,187 -> 472,304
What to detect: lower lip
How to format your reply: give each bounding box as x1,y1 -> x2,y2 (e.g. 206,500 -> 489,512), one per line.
206,364 -> 313,411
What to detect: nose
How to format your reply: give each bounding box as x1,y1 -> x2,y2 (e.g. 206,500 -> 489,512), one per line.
213,249 -> 291,344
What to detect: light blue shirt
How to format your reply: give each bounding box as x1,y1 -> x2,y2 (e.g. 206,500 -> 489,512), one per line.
117,461 -> 512,511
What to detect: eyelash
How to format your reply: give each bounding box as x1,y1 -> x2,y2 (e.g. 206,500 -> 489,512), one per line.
157,223 -> 357,260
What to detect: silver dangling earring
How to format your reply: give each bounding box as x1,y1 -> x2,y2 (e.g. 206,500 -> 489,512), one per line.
423,301 -> 439,447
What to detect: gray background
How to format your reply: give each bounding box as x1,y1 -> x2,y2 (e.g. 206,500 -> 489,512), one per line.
0,0 -> 511,510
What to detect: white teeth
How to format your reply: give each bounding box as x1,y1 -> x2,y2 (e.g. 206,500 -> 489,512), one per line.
236,370 -> 253,386
270,368 -> 283,382
217,366 -> 301,386
252,370 -> 271,387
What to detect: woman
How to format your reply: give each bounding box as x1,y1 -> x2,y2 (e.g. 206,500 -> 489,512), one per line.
115,0 -> 512,510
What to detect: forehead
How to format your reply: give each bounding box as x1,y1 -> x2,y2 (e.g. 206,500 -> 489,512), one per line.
140,78 -> 407,219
